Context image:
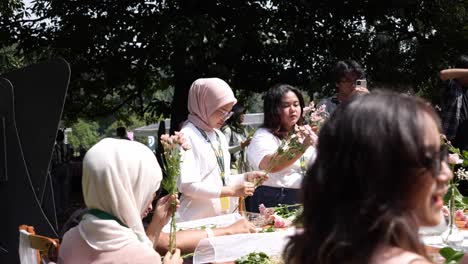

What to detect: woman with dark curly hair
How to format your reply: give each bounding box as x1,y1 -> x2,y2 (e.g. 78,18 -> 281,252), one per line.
284,91 -> 453,264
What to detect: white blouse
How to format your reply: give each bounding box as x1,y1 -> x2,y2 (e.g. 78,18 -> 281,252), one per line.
177,122 -> 244,221
246,128 -> 316,189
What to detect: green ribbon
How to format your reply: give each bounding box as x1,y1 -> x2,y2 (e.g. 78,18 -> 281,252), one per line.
195,126 -> 226,185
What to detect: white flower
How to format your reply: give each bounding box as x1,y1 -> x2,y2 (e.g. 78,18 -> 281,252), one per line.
456,168 -> 468,181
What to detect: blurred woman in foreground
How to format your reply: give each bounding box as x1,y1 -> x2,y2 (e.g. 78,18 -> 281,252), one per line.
284,91 -> 453,264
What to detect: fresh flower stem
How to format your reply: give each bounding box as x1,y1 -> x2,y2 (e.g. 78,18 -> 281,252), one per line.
160,132 -> 191,253
448,163 -> 456,238
168,200 -> 177,253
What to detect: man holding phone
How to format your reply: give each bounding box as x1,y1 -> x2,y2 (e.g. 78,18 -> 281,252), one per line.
319,60 -> 369,115
439,54 -> 468,151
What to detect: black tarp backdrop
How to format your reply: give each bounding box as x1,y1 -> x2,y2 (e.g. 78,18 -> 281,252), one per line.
0,59 -> 70,263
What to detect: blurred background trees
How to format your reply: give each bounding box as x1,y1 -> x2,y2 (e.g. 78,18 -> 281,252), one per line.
1,0 -> 468,134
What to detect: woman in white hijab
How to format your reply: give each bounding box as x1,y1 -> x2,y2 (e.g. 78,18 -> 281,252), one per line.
58,138 -> 182,264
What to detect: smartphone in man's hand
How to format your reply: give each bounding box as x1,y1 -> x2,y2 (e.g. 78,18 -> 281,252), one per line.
356,79 -> 367,89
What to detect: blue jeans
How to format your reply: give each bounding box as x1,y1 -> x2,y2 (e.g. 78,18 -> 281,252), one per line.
246,185 -> 300,213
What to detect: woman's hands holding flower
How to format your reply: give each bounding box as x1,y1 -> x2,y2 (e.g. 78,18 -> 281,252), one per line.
152,194 -> 180,226
244,171 -> 268,186
294,124 -> 318,147
234,182 -> 255,197
163,248 -> 183,264
240,138 -> 252,149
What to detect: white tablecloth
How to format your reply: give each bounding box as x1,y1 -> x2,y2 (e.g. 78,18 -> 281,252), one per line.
193,228 -> 295,264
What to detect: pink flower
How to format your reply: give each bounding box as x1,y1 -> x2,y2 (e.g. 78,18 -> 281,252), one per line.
274,216 -> 285,228
264,208 -> 275,218
455,209 -> 466,221
317,104 -> 326,113
160,134 -> 170,142
181,143 -> 191,150
272,215 -> 292,228
311,113 -> 323,122
448,153 -> 463,165
259,204 -> 266,215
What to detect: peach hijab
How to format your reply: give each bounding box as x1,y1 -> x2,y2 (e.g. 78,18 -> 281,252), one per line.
79,138 -> 162,251
187,78 -> 237,131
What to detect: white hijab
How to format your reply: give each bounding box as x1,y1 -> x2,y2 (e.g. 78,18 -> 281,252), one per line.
78,138 -> 162,251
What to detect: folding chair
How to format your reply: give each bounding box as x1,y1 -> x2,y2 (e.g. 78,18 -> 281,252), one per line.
18,225 -> 60,264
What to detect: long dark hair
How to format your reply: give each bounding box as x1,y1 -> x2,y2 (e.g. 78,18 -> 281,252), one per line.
262,84 -> 305,139
284,91 -> 441,264
224,104 -> 245,132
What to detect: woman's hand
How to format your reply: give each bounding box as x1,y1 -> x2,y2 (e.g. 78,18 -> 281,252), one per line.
244,171 -> 268,186
231,182 -> 255,197
295,124 -> 318,147
163,248 -> 183,264
152,194 -> 180,226
222,219 -> 256,235
351,86 -> 370,96
240,138 -> 252,149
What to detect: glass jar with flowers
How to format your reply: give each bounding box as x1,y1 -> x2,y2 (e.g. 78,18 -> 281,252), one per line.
441,136 -> 468,247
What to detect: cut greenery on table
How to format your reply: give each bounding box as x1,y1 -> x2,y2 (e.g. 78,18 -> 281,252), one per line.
235,252 -> 272,264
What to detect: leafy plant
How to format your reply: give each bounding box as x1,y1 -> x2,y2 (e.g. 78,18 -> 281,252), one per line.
273,204 -> 301,220
439,247 -> 464,264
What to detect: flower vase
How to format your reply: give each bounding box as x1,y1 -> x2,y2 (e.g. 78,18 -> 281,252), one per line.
442,198 -> 464,248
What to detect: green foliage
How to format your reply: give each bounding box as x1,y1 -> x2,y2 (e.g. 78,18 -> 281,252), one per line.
443,184 -> 468,210
259,226 -> 275,233
4,0 -> 468,125
440,247 -> 464,264
0,45 -> 24,73
273,204 -> 301,219
66,119 -> 100,150
102,114 -> 147,138
160,147 -> 181,195
415,78 -> 444,107
236,252 -> 272,264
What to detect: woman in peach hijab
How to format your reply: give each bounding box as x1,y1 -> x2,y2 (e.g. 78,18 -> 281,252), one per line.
58,138 -> 182,264
178,78 -> 266,221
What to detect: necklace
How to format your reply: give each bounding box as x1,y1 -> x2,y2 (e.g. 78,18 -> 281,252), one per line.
195,126 -> 226,185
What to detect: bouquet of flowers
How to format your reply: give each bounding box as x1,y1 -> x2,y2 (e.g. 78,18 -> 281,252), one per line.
160,131 -> 191,253
302,101 -> 329,131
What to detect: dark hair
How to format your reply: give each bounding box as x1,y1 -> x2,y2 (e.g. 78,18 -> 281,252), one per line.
116,126 -> 130,140
455,55 -> 468,69
56,129 -> 65,142
225,104 -> 246,129
262,84 -> 305,139
333,60 -> 365,83
284,91 -> 441,264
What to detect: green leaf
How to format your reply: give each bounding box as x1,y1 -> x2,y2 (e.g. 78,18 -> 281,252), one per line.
440,247 -> 457,259
440,247 -> 465,263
